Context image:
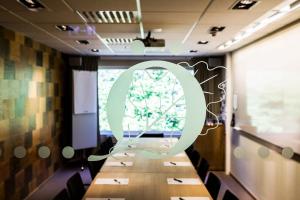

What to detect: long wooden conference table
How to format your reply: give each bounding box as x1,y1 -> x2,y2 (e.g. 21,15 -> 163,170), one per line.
84,138 -> 212,200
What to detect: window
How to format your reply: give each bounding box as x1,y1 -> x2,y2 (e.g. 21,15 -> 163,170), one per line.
98,69 -> 188,135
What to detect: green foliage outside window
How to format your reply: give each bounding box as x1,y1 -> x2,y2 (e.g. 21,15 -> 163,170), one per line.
98,69 -> 187,132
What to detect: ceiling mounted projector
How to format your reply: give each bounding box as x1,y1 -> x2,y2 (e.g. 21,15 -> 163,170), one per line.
134,31 -> 165,47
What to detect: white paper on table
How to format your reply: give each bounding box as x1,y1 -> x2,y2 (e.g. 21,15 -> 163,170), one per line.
160,144 -> 172,148
170,197 -> 210,200
86,198 -> 125,200
164,162 -> 192,167
174,153 -> 185,157
160,138 -> 178,143
112,152 -> 135,157
105,162 -> 133,167
95,178 -> 129,185
167,178 -> 202,185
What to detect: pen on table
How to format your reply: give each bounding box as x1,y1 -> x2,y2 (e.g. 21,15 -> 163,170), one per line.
120,162 -> 126,166
170,162 -> 177,165
179,197 -> 185,200
173,178 -> 183,183
113,179 -> 121,184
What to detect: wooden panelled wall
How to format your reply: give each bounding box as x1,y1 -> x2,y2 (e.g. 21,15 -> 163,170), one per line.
0,26 -> 64,200
192,56 -> 226,120
194,125 -> 225,171
192,56 -> 226,170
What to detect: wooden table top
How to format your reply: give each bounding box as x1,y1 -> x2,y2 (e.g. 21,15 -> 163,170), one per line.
101,153 -> 196,174
84,172 -> 212,200
84,138 -> 212,200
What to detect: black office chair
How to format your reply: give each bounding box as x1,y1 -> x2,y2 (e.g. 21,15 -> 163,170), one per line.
197,158 -> 209,182
140,133 -> 164,137
106,137 -> 114,148
100,141 -> 112,155
185,144 -> 194,157
189,150 -> 201,167
223,190 -> 239,200
87,160 -> 105,179
53,188 -> 69,200
205,172 -> 221,200
66,173 -> 86,200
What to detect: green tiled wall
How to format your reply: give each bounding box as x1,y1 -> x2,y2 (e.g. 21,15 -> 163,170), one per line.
0,25 -> 64,200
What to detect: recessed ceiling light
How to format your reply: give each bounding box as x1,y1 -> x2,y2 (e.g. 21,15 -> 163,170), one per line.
55,25 -> 74,32
232,0 -> 258,10
198,40 -> 209,44
240,0 -> 255,4
190,50 -> 198,53
17,0 -> 45,11
91,49 -> 99,52
76,40 -> 89,45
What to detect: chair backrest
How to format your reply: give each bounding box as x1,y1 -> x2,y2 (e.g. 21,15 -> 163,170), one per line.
205,172 -> 221,200
106,137 -> 114,148
52,188 -> 69,200
140,133 -> 164,138
87,160 -> 104,179
66,173 -> 85,200
190,150 -> 200,167
223,190 -> 239,200
100,141 -> 112,155
197,158 -> 209,182
185,145 -> 194,155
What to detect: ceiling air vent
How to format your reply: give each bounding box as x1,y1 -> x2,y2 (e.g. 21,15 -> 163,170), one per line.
105,38 -> 134,45
79,11 -> 138,24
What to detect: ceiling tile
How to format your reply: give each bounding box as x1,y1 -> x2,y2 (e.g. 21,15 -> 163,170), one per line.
67,0 -> 137,11
141,0 -> 210,12
142,12 -> 199,24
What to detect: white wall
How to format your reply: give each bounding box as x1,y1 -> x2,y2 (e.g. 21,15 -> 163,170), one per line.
231,133 -> 300,200
230,22 -> 300,200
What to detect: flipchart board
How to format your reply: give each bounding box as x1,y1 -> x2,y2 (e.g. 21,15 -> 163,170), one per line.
72,70 -> 97,150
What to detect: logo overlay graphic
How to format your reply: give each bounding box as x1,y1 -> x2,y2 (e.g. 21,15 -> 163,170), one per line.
89,60 -> 206,161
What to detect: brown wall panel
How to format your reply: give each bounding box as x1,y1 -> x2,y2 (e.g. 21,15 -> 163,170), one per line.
194,125 -> 225,171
